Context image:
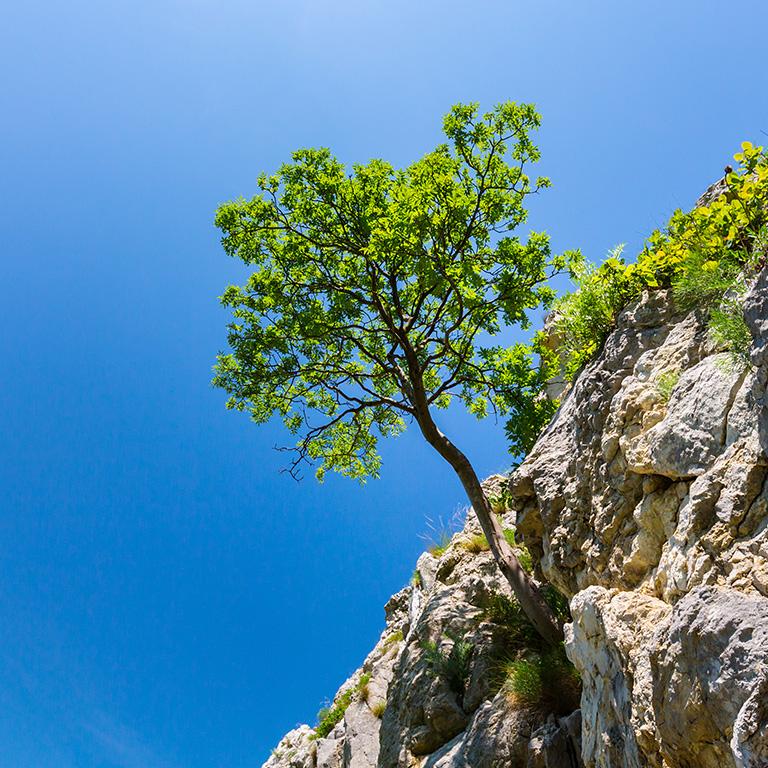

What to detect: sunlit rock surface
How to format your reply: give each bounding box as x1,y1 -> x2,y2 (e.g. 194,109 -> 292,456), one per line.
263,266 -> 768,767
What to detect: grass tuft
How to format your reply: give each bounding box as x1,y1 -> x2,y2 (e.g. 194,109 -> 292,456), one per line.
460,533 -> 490,553
500,644 -> 581,715
311,674 -> 372,739
428,530 -> 452,558
422,632 -> 473,701
384,629 -> 403,646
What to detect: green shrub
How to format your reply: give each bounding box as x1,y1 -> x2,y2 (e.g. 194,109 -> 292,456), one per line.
671,250 -> 742,312
500,643 -> 581,715
422,633 -> 474,701
480,586 -> 571,648
384,629 -> 403,646
489,488 -> 512,516
371,700 -> 386,718
541,583 -> 572,624
516,544 -> 533,574
503,527 -> 516,547
312,674 -> 372,739
555,245 -> 632,377
410,570 -> 423,588
710,294 -> 752,370
480,591 -> 539,648
549,144 -> 767,386
655,369 -> 681,402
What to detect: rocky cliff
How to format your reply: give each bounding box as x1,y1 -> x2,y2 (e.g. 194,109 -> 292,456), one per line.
263,267 -> 768,767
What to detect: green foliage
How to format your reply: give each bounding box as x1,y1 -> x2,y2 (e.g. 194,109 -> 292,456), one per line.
371,700 -> 387,718
481,591 -> 539,647
671,250 -> 742,312
384,629 -> 403,646
480,587 -> 579,713
710,293 -> 752,370
516,543 -> 533,574
497,333 -> 562,460
553,143 -> 768,380
655,369 -> 681,402
500,643 -> 581,714
422,633 -> 474,700
554,245 -> 631,377
410,570 -> 423,588
503,527 -> 517,547
488,488 -> 512,516
213,101 -> 579,481
312,674 -> 372,739
429,530 -> 452,558
541,583 -> 572,624
460,533 -> 491,553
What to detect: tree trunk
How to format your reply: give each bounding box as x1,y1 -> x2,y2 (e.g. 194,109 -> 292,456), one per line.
413,409 -> 565,647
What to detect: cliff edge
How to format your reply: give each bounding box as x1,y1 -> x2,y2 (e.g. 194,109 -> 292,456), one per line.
262,268 -> 768,767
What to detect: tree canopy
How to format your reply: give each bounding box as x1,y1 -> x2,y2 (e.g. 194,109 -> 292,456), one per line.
213,101 -> 576,480
213,101 -> 580,646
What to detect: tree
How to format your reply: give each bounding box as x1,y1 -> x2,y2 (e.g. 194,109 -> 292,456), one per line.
212,102 -> 579,646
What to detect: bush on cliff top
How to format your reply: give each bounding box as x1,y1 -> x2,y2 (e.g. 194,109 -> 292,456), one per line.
555,142 -> 767,377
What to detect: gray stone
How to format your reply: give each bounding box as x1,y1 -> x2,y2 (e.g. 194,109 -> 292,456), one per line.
526,711 -> 584,768
623,354 -> 746,478
343,701 -> 382,768
317,736 -> 344,768
649,586 -> 768,768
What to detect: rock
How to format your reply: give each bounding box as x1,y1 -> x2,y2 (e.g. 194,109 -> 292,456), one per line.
526,711 -> 584,768
744,265 -> 768,457
343,701 -> 382,768
317,736 -> 344,768
649,586 -> 768,768
263,726 -> 316,768
264,256 -> 768,768
732,671 -> 768,768
623,354 -> 747,478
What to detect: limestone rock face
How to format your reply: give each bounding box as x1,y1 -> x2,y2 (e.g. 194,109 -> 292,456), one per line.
262,261 -> 768,768
263,485 -> 569,768
512,269 -> 768,767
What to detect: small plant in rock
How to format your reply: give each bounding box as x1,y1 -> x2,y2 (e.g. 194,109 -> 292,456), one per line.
672,250 -> 743,312
655,369 -> 681,402
555,244 -> 632,377
516,543 -> 533,574
384,629 -> 403,646
460,533 -> 491,553
710,292 -> 752,371
428,530 -> 452,558
481,586 -> 571,649
422,513 -> 462,559
489,487 -> 512,516
422,632 -> 474,702
480,591 -> 540,648
312,674 -> 372,739
371,700 -> 387,718
553,143 -> 768,384
500,643 -> 581,715
410,570 -> 423,588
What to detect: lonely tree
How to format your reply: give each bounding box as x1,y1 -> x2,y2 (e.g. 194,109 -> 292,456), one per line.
213,102 -> 578,646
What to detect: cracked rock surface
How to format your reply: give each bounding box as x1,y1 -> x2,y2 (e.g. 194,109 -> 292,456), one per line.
512,272 -> 768,767
262,265 -> 768,768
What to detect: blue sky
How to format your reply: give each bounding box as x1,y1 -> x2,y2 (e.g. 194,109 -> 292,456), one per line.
1,1 -> 767,766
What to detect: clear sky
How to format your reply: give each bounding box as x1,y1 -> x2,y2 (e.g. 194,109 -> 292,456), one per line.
1,1 -> 767,766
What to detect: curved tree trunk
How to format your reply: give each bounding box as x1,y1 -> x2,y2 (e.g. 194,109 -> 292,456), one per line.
413,407 -> 565,648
